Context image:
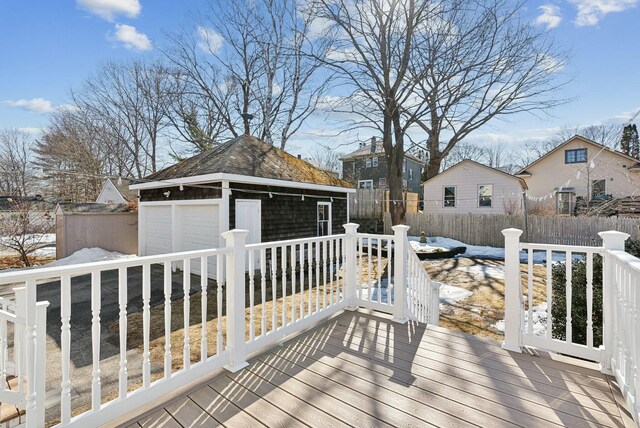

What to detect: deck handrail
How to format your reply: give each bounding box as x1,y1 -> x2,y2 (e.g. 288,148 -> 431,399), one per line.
503,228 -> 640,423
0,223 -> 439,427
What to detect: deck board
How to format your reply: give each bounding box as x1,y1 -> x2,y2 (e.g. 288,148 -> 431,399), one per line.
128,311 -> 629,428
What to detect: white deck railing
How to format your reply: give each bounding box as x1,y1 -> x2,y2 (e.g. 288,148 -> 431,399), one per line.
0,222 -> 438,427
502,228 -> 640,423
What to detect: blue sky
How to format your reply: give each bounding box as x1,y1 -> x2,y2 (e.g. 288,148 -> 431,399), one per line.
0,0 -> 638,156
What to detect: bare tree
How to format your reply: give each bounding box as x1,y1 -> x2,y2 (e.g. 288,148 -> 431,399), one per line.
0,198 -> 54,267
310,144 -> 343,173
0,129 -> 37,196
311,0 -> 435,224
72,60 -> 173,178
410,0 -> 568,179
34,109 -> 106,202
163,0 -> 332,151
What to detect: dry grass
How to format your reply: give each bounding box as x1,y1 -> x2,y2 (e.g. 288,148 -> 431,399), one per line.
0,255 -> 54,270
424,257 -> 547,341
107,271 -> 347,373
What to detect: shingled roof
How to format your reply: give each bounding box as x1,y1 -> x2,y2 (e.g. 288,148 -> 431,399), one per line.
143,134 -> 353,188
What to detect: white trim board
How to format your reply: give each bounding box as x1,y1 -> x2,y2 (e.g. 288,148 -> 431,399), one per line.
130,173 -> 356,194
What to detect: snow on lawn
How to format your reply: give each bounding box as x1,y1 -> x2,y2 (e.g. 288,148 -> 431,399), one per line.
409,236 -> 579,264
455,265 -> 505,280
360,278 -> 472,307
46,248 -> 136,267
0,233 -> 56,246
492,302 -> 548,336
437,281 -> 472,305
33,246 -> 56,257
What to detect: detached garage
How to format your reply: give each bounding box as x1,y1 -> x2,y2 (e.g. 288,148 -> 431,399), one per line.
131,134 -> 355,264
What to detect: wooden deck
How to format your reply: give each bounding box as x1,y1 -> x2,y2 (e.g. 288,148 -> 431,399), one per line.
124,310 -> 634,427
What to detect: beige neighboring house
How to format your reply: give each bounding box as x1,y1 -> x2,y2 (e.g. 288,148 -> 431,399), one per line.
516,135 -> 640,215
422,159 -> 526,214
96,178 -> 137,204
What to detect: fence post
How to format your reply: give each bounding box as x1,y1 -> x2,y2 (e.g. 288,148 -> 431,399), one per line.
392,225 -> 410,324
598,230 -> 629,374
222,229 -> 249,373
502,228 -> 523,353
343,223 -> 360,310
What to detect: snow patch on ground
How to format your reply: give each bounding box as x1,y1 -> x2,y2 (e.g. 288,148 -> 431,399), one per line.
409,240 -> 448,253
455,265 -> 506,280
409,235 -> 582,264
360,278 -> 472,307
493,302 -> 548,336
32,246 -> 56,257
437,281 -> 472,305
46,248 -> 135,267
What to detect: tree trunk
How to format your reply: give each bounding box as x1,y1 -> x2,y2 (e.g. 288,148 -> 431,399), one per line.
425,156 -> 443,180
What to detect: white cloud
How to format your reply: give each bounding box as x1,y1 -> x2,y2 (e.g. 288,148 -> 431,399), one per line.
110,24 -> 152,51
77,0 -> 141,21
4,98 -> 55,113
534,4 -> 563,29
569,0 -> 637,26
538,54 -> 566,74
18,127 -> 44,135
197,26 -> 223,54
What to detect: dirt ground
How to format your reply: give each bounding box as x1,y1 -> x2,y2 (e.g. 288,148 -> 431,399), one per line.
424,257 -> 547,341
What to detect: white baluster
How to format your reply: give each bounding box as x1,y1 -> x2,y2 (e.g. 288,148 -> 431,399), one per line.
271,247 -> 278,332
322,240 -> 327,309
216,255 -> 223,354
249,250 -> 255,341
546,250 -> 552,339
387,238 -> 393,305
565,251 -> 572,343
282,245 -> 287,327
315,241 -> 320,314
0,302 -> 6,390
118,267 -> 128,397
182,260 -> 191,370
201,256 -> 208,362
291,244 -> 297,323
163,261 -> 172,378
60,275 -> 71,424
586,252 -> 594,349
367,238 -> 372,302
142,263 -> 151,387
91,270 -> 101,411
527,249 -> 533,336
300,243 -> 305,319
377,238 -> 382,304
357,236 -> 363,300
24,279 -> 37,428
329,239 -> 334,305
260,248 -> 267,337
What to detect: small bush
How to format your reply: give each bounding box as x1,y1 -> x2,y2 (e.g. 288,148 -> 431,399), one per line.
551,238 -> 640,347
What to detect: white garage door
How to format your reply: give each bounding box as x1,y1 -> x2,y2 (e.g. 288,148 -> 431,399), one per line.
143,206 -> 172,256
178,204 -> 219,277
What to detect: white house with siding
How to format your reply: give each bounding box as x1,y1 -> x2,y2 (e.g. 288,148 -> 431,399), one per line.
422,159 -> 526,214
516,135 -> 640,214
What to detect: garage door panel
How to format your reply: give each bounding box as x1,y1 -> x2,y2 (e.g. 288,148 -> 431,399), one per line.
143,206 -> 172,256
178,205 -> 219,277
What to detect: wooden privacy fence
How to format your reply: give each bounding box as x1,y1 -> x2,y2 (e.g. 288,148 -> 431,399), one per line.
384,212 -> 640,247
349,189 -> 419,219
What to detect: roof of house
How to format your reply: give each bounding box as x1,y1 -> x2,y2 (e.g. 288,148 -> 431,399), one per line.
0,196 -> 53,212
340,140 -> 422,163
516,135 -> 640,176
111,178 -> 137,201
56,203 -> 133,214
421,159 -> 528,189
140,134 -> 354,189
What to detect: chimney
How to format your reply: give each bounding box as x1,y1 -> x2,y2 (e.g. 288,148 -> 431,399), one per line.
370,136 -> 377,153
297,154 -> 302,159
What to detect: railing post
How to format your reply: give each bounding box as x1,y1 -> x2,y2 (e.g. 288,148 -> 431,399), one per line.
35,301 -> 48,426
392,225 -> 410,324
598,230 -> 629,374
222,229 -> 249,373
343,223 -> 360,310
502,228 -> 523,353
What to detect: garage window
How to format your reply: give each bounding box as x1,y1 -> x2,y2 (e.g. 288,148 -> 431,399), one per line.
317,202 -> 332,236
